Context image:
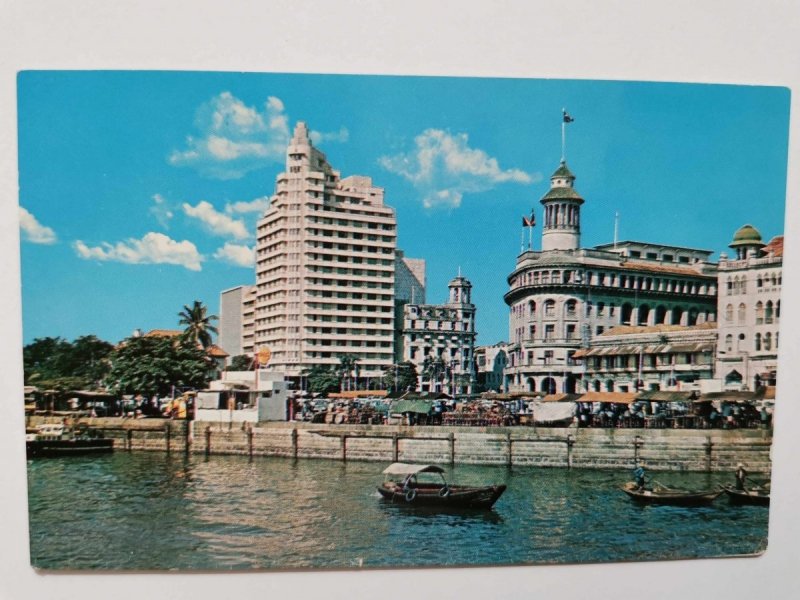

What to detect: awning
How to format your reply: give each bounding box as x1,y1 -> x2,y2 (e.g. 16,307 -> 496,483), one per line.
541,393 -> 582,403
697,391 -> 760,403
578,391 -> 637,404
635,391 -> 696,403
382,463 -> 444,476
533,400 -> 575,423
390,399 -> 434,415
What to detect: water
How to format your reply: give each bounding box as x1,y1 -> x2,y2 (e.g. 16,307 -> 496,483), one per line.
27,453 -> 769,570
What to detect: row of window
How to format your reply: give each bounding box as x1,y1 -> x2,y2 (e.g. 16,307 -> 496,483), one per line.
513,269 -> 713,295
725,272 -> 782,295
724,331 -> 779,353
723,300 -> 781,323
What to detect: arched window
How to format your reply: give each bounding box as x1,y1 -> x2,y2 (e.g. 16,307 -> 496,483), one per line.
738,303 -> 746,324
765,301 -> 774,323
725,304 -> 733,322
776,300 -> 780,320
755,333 -> 761,352
688,308 -> 698,326
605,379 -> 614,392
621,303 -> 633,325
544,299 -> 556,317
528,300 -> 536,315
764,332 -> 772,351
671,307 -> 684,325
757,276 -> 763,288
565,299 -> 577,317
771,273 -> 777,286
593,380 -> 601,392
733,275 -> 740,294
740,277 -> 747,293
638,304 -> 651,326
726,277 -> 733,295
755,301 -> 764,324
528,325 -> 536,340
725,334 -> 733,353
527,378 -> 536,392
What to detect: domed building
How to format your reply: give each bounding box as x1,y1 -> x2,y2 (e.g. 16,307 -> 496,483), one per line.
504,158 -> 719,394
716,225 -> 782,389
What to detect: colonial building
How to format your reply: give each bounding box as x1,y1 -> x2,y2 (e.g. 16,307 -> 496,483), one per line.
574,323 -> 716,393
254,122 -> 398,382
716,226 -> 782,390
474,342 -> 509,393
504,159 -> 718,393
402,274 -> 477,394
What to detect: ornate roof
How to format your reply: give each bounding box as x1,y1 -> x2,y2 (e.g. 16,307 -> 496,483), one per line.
551,161 -> 575,179
540,186 -> 584,202
729,224 -> 764,248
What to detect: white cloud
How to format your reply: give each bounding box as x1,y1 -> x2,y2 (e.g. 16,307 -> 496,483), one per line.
19,207 -> 57,244
310,126 -> 350,144
74,232 -> 203,271
213,243 -> 255,267
168,92 -> 291,179
380,129 -> 538,208
225,196 -> 271,215
149,193 -> 174,228
182,200 -> 250,239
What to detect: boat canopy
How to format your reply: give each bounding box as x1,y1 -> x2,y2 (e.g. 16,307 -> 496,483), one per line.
382,463 -> 445,476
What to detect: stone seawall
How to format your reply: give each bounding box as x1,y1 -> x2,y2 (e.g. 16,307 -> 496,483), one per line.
25,417 -> 772,472
195,421 -> 773,473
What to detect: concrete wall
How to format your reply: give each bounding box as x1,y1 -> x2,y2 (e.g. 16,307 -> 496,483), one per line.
192,421 -> 773,473
26,416 -> 771,473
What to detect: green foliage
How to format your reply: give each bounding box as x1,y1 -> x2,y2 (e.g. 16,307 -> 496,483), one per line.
383,361 -> 419,392
178,300 -> 218,349
304,365 -> 341,395
227,354 -> 255,371
108,335 -> 212,397
23,335 -> 114,389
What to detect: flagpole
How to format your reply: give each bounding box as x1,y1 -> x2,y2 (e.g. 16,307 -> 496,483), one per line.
528,222 -> 533,250
561,111 -> 566,162
520,225 -> 525,254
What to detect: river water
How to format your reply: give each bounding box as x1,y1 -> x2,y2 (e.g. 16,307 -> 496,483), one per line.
27,453 -> 768,571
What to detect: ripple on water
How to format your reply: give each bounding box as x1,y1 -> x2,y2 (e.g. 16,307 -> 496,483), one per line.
27,454 -> 769,570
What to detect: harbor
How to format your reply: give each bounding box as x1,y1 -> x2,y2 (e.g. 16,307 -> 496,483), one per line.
27,452 -> 769,571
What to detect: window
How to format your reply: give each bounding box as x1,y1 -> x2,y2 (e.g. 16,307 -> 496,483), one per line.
755,301 -> 764,325
544,299 -> 556,317
544,324 -> 555,340
725,304 -> 733,322
738,303 -> 746,324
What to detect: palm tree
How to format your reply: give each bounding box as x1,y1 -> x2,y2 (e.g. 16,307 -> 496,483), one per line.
178,300 -> 219,349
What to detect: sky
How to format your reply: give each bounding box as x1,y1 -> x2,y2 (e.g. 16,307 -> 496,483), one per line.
17,72 -> 790,347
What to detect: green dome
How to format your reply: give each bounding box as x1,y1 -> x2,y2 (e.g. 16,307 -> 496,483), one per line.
551,161 -> 575,179
730,224 -> 764,248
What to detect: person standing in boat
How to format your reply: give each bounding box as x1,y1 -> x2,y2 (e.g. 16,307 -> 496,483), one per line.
634,463 -> 647,491
735,463 -> 748,490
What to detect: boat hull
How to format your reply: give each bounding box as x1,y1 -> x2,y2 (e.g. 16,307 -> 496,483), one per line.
26,439 -> 114,459
722,485 -> 770,506
621,482 -> 721,506
377,483 -> 506,509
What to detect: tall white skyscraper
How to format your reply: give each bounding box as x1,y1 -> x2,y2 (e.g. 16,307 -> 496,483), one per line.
254,122 -> 398,381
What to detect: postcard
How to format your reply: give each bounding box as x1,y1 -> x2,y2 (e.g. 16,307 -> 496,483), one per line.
17,71 -> 787,573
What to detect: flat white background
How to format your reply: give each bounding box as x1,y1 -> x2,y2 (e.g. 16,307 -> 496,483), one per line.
1,2 -> 798,599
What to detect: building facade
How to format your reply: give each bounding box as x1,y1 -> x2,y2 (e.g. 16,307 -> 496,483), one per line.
402,274 -> 477,394
716,226 -> 782,390
474,342 -> 509,393
218,284 -> 256,358
504,159 -> 718,394
254,122 -> 398,382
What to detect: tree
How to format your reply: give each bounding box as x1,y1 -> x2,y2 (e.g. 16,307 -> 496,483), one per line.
338,354 -> 359,391
383,361 -> 419,392
178,300 -> 218,349
227,354 -> 255,371
107,335 -> 212,397
304,365 -> 341,395
23,335 -> 114,390
421,356 -> 447,391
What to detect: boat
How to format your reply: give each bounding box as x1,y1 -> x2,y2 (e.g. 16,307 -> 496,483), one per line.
26,422 -> 114,458
721,485 -> 770,506
376,463 -> 506,509
621,481 -> 722,506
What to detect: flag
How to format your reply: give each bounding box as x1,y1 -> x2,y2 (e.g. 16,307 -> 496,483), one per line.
522,216 -> 532,227
563,110 -> 574,123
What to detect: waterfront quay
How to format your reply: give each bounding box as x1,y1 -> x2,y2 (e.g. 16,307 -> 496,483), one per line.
26,416 -> 772,473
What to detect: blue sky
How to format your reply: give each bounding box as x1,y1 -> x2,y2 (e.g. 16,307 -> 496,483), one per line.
17,72 -> 790,347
